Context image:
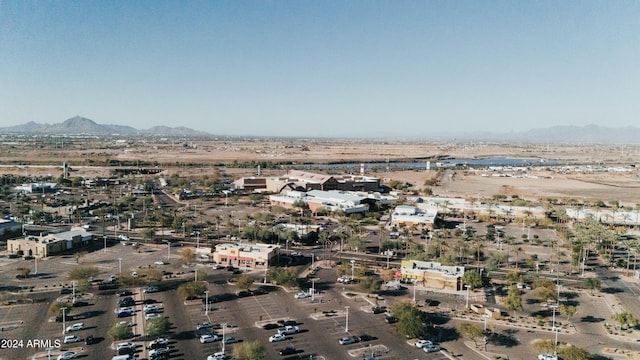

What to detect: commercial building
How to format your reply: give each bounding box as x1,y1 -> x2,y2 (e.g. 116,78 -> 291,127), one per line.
6,227 -> 94,258
269,190 -> 376,215
400,260 -> 464,291
212,243 -> 280,270
390,205 -> 438,229
0,219 -> 22,239
233,170 -> 382,193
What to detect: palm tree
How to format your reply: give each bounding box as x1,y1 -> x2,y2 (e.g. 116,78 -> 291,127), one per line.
584,277 -> 601,295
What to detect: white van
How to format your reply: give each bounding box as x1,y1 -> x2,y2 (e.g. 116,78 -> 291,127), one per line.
111,355 -> 136,360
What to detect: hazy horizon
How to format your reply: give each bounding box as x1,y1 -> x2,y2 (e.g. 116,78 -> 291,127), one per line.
1,1 -> 639,138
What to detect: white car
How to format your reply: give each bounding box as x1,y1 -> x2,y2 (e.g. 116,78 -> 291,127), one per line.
538,355 -> 558,360
57,352 -> 77,360
116,342 -> 136,351
278,325 -> 300,335
65,323 -> 85,332
148,337 -> 169,349
197,321 -> 214,330
200,334 -> 219,343
143,286 -> 159,293
339,336 -> 357,345
207,352 -> 226,360
149,347 -> 171,357
145,313 -> 162,320
269,333 -> 286,342
294,292 -> 308,299
415,339 -> 433,348
63,335 -> 81,344
154,260 -> 166,265
144,305 -> 161,313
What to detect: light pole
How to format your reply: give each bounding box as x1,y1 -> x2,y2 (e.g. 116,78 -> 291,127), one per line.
196,231 -> 200,249
311,253 -> 315,268
165,241 -> 171,259
205,291 -> 209,315
350,260 -> 355,281
465,285 -> 470,309
72,281 -> 76,304
311,279 -> 316,302
413,279 -> 417,303
61,307 -> 68,335
118,258 -> 122,274
345,306 -> 350,332
221,322 -> 226,354
34,256 -> 38,275
103,235 -> 107,253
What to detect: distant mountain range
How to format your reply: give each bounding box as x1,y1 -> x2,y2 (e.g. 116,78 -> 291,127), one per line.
0,116 -> 209,137
0,116 -> 638,143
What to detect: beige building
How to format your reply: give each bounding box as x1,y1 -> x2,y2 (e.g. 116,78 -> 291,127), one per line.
400,260 -> 464,291
7,227 -> 94,258
212,243 -> 280,270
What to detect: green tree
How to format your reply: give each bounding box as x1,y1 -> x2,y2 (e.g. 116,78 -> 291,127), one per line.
559,304 -> 576,322
558,344 -> 589,360
390,301 -> 425,339
177,281 -> 207,299
49,301 -> 72,316
109,323 -> 133,340
142,228 -> 156,243
180,247 -> 196,265
146,316 -> 171,336
232,340 -> 266,360
532,339 -> 556,354
458,322 -> 484,347
359,276 -> 381,293
504,285 -> 523,318
236,275 -> 255,291
611,312 -> 639,329
16,267 -> 30,279
506,270 -> 523,285
461,269 -> 482,289
73,251 -> 87,264
68,265 -> 100,280
267,267 -> 298,287
583,277 -> 601,295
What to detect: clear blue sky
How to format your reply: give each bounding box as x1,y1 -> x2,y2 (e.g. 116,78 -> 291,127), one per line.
1,1 -> 638,137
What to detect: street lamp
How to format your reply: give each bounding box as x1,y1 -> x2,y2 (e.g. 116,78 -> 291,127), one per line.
103,235 -> 107,253
350,260 -> 356,281
164,241 -> 171,259
205,291 -> 209,315
413,279 -> 417,303
196,231 -> 200,249
311,253 -> 315,268
117,258 -> 122,274
72,281 -> 76,304
345,306 -> 350,332
34,256 -> 38,275
311,279 -> 316,302
464,285 -> 470,309
61,307 -> 68,335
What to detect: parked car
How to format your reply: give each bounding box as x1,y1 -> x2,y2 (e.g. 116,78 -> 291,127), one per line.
148,338 -> 169,349
279,347 -> 297,355
200,334 -> 219,343
277,325 -> 300,335
154,260 -> 166,265
57,352 -> 77,360
119,290 -> 133,297
65,323 -> 85,332
84,335 -> 97,345
63,335 -> 81,344
415,339 -> 433,348
223,337 -> 239,344
356,334 -> 376,342
538,355 -> 558,360
206,352 -> 226,360
143,286 -> 159,293
371,306 -> 386,314
116,342 -> 136,351
385,315 -> 398,324
262,323 -> 279,330
72,301 -> 90,307
148,347 -> 170,357
145,313 -> 162,320
197,321 -> 214,330
144,305 -> 161,314
339,336 -> 357,345
423,344 -> 441,353
277,320 -> 297,326
294,292 -> 308,299
269,333 -> 286,342
118,297 -> 135,307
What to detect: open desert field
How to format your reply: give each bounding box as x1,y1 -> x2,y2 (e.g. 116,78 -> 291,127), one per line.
1,138 -> 639,205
